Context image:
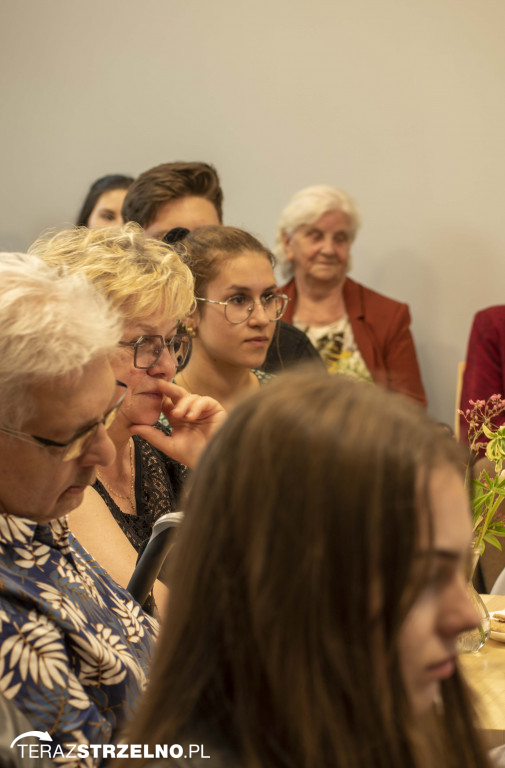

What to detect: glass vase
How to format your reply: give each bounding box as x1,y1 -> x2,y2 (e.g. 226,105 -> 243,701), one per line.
457,548 -> 490,654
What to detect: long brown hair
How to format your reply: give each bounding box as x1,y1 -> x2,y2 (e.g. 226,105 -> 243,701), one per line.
117,369 -> 490,768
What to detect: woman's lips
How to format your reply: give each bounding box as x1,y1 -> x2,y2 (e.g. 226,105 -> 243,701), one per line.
427,657 -> 456,680
64,485 -> 88,496
244,337 -> 269,347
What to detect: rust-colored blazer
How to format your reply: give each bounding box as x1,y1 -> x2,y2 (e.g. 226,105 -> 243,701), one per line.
281,277 -> 427,407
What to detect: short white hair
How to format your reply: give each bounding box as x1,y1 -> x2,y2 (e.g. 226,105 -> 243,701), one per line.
274,185 -> 361,282
0,252 -> 122,429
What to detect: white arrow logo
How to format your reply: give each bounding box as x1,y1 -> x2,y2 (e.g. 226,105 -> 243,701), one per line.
10,731 -> 53,748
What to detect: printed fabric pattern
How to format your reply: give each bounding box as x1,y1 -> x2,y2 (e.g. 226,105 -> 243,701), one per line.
252,368 -> 274,385
0,514 -> 157,768
294,315 -> 373,381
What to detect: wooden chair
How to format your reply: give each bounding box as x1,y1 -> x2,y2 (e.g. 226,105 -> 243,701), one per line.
454,361 -> 466,440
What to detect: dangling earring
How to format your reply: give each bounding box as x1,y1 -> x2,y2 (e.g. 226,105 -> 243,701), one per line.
185,326 -> 197,338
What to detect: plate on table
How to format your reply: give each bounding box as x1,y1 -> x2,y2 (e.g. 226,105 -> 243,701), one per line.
489,612 -> 505,643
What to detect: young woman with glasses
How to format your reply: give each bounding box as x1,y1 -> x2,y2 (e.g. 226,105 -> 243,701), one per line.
29,223 -> 225,615
172,226 -> 290,412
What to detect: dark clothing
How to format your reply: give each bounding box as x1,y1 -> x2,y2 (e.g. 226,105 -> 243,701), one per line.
262,320 -> 324,373
94,430 -> 187,554
94,426 -> 187,614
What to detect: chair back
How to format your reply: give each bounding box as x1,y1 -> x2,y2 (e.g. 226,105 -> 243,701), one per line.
127,511 -> 184,607
454,361 -> 466,439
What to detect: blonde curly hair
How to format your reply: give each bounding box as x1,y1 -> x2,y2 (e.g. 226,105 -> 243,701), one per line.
29,222 -> 195,322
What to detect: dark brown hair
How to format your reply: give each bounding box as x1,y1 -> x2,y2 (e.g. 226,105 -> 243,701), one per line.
76,174 -> 134,227
117,370 -> 489,768
121,161 -> 223,227
179,225 -> 275,299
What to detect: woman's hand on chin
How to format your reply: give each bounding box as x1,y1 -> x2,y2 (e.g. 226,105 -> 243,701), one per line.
129,379 -> 226,468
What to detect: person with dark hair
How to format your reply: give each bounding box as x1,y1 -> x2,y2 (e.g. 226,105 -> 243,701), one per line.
173,226 -> 290,411
115,367 -> 489,768
122,161 -> 222,238
76,174 -> 134,228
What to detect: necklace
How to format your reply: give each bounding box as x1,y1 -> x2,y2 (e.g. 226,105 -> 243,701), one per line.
97,437 -> 135,512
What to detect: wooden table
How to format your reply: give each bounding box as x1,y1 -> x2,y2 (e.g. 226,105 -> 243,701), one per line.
459,594 -> 505,748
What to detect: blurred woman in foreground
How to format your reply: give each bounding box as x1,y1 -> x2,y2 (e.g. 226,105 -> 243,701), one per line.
117,368 -> 489,768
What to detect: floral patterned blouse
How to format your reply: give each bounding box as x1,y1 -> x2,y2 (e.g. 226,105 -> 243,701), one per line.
0,513 -> 157,767
294,315 -> 373,382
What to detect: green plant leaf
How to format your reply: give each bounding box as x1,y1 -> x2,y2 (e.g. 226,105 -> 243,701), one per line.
483,532 -> 503,550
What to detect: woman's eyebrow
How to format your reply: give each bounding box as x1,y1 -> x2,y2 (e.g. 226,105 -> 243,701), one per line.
226,283 -> 278,291
129,324 -> 177,335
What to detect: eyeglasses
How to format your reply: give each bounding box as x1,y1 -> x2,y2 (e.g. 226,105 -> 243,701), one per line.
0,380 -> 128,462
118,333 -> 191,370
196,293 -> 290,324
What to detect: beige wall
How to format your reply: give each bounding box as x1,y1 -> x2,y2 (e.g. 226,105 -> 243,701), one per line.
2,0 -> 505,424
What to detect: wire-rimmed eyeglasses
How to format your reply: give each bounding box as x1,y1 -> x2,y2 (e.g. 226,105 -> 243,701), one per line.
196,293 -> 290,324
118,333 -> 191,371
0,380 -> 128,462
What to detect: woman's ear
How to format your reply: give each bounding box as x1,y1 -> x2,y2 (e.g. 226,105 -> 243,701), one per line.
282,232 -> 294,261
184,309 -> 199,337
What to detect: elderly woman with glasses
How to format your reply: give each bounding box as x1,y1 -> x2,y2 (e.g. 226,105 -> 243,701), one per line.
171,226 -> 290,412
0,252 -> 158,760
29,223 -> 225,614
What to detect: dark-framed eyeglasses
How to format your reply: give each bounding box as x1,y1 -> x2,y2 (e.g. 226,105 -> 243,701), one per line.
118,333 -> 191,371
195,293 -> 290,324
0,380 -> 128,462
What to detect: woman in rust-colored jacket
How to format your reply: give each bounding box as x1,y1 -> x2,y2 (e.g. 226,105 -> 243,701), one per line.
276,184 -> 426,407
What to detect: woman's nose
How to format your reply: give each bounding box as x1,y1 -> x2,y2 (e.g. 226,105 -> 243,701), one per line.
440,575 -> 480,639
148,345 -> 177,379
79,424 -> 117,468
247,301 -> 270,325
321,235 -> 338,255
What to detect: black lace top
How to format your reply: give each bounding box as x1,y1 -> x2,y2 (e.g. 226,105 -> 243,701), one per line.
93,424 -> 188,612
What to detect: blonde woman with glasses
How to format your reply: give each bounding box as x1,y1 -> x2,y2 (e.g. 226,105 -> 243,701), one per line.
30,223 -> 225,615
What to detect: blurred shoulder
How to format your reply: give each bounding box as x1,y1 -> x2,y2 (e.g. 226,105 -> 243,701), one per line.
472,305 -> 505,329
